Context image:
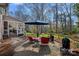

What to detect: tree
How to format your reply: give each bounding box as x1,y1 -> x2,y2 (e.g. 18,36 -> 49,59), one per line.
23,3 -> 50,33
8,3 -> 75,34
74,4 -> 79,28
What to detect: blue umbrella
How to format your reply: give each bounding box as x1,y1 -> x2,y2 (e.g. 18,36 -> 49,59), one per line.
25,21 -> 49,37
25,21 -> 48,25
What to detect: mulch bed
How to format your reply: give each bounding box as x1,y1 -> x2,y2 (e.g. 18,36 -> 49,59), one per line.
0,43 -> 14,56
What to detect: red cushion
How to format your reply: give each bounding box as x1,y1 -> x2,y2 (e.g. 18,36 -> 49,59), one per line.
28,36 -> 34,41
41,37 -> 49,44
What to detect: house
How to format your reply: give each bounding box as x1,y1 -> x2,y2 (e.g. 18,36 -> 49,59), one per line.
3,15 -> 25,38
0,3 -> 25,40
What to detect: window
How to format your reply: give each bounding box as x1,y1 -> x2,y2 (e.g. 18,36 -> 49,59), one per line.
0,7 -> 4,14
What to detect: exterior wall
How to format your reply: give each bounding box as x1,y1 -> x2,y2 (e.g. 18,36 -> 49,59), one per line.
16,22 -> 25,36
3,19 -> 25,36
2,15 -> 25,37
0,15 -> 3,40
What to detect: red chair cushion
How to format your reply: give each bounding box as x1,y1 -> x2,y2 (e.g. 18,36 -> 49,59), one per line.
28,36 -> 34,41
41,37 -> 49,44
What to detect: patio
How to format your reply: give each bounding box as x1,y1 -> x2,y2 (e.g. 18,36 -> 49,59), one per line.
12,37 -> 61,56
0,36 -> 61,56
0,3 -> 79,57
0,35 -> 79,56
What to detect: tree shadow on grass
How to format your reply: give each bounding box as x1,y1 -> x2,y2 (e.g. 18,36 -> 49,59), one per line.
22,42 -> 34,47
14,45 -> 51,56
39,45 -> 51,56
14,50 -> 39,56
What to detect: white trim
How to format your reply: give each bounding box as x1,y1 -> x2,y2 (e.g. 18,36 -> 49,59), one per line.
7,21 -> 9,37
0,15 -> 3,40
16,22 -> 19,36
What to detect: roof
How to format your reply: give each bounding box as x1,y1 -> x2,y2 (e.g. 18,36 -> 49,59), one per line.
3,15 -> 25,23
0,3 -> 8,8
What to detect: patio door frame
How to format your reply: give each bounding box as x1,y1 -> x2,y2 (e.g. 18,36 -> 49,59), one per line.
3,20 -> 9,37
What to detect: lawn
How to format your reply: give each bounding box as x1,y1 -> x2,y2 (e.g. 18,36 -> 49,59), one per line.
26,32 -> 49,37
24,32 -> 79,48
26,32 -> 37,37
25,32 -> 65,39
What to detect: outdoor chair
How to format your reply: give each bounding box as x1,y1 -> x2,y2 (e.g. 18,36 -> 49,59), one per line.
50,35 -> 54,43
60,47 -> 70,56
60,47 -> 79,56
28,36 -> 34,42
40,37 -> 49,45
71,48 -> 79,56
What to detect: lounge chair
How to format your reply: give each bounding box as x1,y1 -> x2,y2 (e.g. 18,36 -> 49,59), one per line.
27,36 -> 34,42
40,37 -> 49,45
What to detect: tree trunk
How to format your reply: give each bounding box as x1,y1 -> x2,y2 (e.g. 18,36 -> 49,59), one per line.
55,3 -> 58,33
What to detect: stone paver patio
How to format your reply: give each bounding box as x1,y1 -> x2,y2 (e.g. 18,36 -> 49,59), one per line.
12,37 -> 61,56
1,37 -> 77,56
0,37 -> 64,56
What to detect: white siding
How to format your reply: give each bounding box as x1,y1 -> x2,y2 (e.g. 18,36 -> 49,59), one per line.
16,22 -> 25,35
0,15 -> 3,40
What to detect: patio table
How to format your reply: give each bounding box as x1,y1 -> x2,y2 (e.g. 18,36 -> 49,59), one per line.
33,37 -> 41,42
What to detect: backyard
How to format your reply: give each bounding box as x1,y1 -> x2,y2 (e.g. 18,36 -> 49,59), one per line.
0,32 -> 79,56
25,32 -> 79,48
1,3 -> 79,56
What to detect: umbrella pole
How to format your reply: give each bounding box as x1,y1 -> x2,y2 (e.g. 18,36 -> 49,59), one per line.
37,25 -> 39,37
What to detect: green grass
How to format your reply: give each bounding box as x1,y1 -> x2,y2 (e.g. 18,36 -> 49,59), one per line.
25,32 -> 49,37
25,32 -> 65,39
26,32 -> 37,37
39,33 -> 49,37
54,34 -> 65,39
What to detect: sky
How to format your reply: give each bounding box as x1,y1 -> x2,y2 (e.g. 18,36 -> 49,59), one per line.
8,3 -> 32,16
8,3 -> 78,24
8,3 -> 18,16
